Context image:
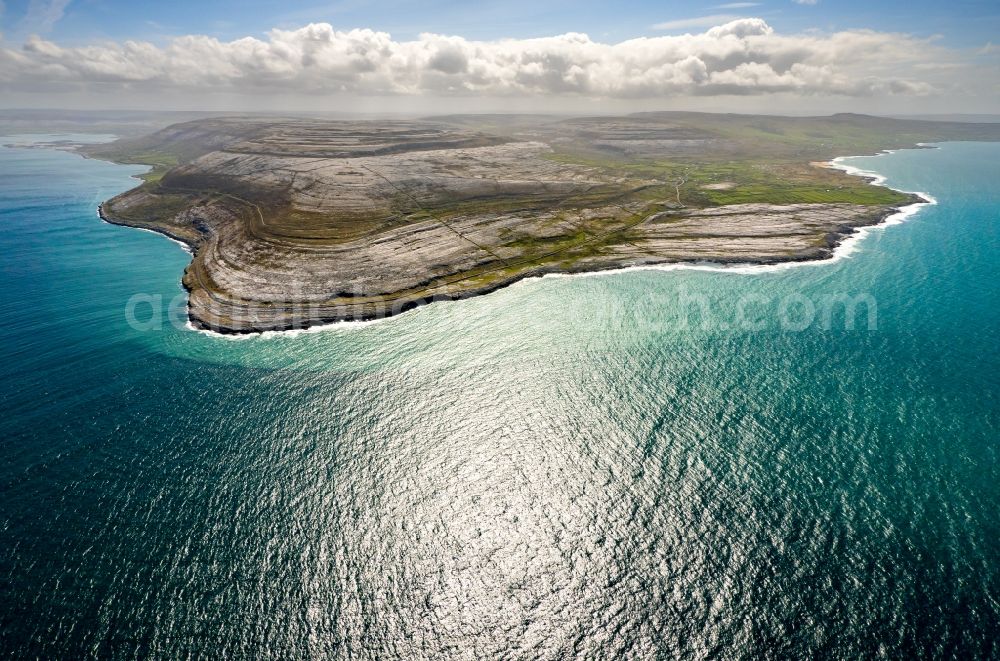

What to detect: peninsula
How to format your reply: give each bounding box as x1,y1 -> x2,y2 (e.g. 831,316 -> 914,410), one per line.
85,112 -> 1000,333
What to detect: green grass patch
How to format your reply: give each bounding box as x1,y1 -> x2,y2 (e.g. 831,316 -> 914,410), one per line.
545,148 -> 909,208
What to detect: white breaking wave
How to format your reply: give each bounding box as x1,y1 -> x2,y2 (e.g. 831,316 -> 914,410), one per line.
114,221 -> 194,255
185,316 -> 390,340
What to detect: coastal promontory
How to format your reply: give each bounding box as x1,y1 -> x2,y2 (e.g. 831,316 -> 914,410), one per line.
86,112 -> 1000,332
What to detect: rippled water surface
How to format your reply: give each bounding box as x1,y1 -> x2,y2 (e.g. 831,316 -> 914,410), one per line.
1,139 -> 998,658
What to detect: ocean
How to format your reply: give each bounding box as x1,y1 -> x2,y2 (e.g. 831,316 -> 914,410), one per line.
1,138 -> 997,658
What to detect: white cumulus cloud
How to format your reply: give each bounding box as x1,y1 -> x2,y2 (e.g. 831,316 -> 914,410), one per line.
0,18 -> 964,100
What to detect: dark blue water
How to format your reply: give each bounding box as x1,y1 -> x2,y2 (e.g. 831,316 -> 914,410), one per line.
1,138 -> 998,658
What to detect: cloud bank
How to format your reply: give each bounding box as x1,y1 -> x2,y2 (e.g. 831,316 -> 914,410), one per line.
0,19 -> 960,100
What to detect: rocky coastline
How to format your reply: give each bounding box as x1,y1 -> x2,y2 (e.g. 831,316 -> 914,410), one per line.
99,191 -> 925,334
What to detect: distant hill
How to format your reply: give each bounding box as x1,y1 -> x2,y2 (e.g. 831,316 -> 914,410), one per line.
888,114 -> 1000,124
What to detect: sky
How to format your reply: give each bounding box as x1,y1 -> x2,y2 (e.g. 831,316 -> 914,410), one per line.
0,0 -> 997,114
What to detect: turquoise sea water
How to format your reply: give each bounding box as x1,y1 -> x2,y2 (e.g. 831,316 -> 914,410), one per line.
1,138 -> 998,658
